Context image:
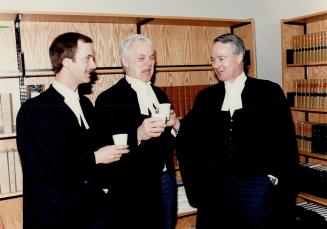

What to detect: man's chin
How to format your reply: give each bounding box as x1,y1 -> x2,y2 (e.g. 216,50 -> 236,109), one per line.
141,74 -> 153,82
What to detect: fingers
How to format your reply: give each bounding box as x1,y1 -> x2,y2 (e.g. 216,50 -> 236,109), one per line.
166,109 -> 177,127
109,145 -> 129,154
95,144 -> 130,164
139,117 -> 166,139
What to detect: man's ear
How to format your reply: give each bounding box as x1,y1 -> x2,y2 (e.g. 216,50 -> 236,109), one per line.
122,57 -> 128,68
237,53 -> 244,64
62,58 -> 72,68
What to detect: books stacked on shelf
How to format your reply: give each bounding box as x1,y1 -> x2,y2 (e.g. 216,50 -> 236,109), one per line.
295,121 -> 327,156
0,148 -> 22,195
295,121 -> 315,153
300,163 -> 327,199
0,93 -> 13,134
293,79 -> 327,110
160,85 -> 209,118
292,31 -> 327,64
297,201 -> 327,221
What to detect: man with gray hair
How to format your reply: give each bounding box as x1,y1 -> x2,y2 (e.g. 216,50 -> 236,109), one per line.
176,33 -> 299,228
95,34 -> 180,229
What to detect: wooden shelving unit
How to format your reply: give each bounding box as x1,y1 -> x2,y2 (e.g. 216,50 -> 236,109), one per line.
281,10 -> 327,209
298,192 -> 327,206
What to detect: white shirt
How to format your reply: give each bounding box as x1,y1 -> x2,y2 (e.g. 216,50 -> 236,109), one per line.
125,75 -> 160,116
52,80 -> 89,129
221,72 -> 247,117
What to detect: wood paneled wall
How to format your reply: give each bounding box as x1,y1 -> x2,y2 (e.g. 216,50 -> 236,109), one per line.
21,22 -> 136,71
0,21 -> 18,76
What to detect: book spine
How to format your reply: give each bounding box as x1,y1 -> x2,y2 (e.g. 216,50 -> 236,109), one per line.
0,93 -> 13,134
0,150 -> 10,194
14,149 -> 22,192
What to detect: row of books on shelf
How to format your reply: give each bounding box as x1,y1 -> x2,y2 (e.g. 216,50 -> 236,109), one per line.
0,148 -> 22,194
295,121 -> 327,155
300,163 -> 327,199
292,79 -> 327,110
160,85 -> 208,118
291,31 -> 327,64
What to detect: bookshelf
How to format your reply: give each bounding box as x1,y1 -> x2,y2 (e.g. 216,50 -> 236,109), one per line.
0,11 -> 256,228
281,10 -> 327,210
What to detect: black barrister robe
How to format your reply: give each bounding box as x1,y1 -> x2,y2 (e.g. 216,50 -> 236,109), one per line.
176,77 -> 300,228
16,86 -> 102,229
94,77 -> 175,229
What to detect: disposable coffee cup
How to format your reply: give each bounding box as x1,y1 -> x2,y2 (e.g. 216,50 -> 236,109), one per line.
112,133 -> 128,145
153,103 -> 171,121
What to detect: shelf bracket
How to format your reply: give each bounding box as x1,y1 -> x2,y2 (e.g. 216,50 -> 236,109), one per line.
230,22 -> 251,34
14,14 -> 26,104
136,18 -> 154,34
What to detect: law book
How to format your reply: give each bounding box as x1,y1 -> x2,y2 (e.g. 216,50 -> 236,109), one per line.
300,163 -> 327,198
13,149 -> 22,192
0,95 -> 3,133
7,149 -> 16,192
0,150 -> 10,194
13,149 -> 23,192
0,93 -> 13,134
323,80 -> 327,110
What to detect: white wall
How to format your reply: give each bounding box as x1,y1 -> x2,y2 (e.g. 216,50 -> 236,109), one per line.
255,0 -> 327,84
1,0 -> 327,85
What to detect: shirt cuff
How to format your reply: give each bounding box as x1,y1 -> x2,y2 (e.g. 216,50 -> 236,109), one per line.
267,174 -> 279,186
171,128 -> 177,137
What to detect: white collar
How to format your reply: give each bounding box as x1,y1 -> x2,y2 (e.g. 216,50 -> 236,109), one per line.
52,80 -> 89,129
224,72 -> 247,89
125,75 -> 159,115
221,72 -> 247,117
125,75 -> 149,88
53,80 -> 79,101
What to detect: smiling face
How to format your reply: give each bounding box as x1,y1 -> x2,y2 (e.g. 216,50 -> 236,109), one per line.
122,40 -> 155,82
64,40 -> 96,88
210,41 -> 243,82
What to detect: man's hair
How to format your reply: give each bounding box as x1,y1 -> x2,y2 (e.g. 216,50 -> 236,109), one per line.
49,32 -> 93,73
119,34 -> 153,68
213,33 -> 245,57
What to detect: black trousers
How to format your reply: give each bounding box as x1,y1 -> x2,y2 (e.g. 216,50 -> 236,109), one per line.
197,174 -> 275,229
